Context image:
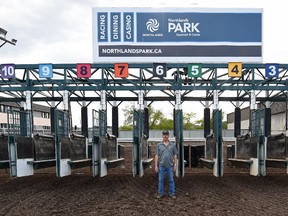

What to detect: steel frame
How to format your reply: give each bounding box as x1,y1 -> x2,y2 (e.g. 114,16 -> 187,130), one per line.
0,64 -> 287,105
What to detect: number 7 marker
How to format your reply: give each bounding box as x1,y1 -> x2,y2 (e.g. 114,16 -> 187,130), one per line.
114,63 -> 129,78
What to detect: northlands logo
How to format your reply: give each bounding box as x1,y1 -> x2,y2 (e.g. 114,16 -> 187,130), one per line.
146,19 -> 159,32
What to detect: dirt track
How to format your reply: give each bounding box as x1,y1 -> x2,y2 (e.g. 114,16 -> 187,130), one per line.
1,146 -> 288,216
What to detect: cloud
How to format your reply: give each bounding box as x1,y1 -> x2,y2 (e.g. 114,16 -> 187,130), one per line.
0,0 -> 93,63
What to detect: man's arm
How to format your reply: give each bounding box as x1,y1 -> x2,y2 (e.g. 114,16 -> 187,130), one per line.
155,155 -> 159,173
173,155 -> 177,172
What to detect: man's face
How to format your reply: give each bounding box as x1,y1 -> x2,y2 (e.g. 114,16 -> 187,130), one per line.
162,133 -> 169,141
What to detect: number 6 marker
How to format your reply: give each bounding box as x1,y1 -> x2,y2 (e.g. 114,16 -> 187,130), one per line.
153,63 -> 167,78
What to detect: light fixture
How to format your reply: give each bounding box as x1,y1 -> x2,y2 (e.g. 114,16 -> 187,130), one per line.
0,27 -> 17,48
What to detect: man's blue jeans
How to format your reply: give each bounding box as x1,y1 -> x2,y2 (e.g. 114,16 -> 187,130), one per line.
158,165 -> 175,196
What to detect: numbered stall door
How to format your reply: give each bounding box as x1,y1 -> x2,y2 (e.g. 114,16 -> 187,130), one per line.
132,109 -> 145,177
212,109 -> 223,177
54,109 -> 70,177
250,109 -> 266,176
92,109 -> 107,177
175,109 -> 184,177
7,110 -> 33,177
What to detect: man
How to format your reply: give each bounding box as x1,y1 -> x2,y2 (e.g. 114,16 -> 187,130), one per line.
155,130 -> 178,199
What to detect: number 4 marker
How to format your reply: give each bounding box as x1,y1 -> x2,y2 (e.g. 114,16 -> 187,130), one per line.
228,62 -> 242,77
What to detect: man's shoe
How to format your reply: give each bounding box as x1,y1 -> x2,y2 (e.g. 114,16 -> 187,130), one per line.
156,194 -> 163,199
169,194 -> 176,199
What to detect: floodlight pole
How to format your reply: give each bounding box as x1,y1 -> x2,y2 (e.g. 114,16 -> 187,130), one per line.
0,27 -> 17,48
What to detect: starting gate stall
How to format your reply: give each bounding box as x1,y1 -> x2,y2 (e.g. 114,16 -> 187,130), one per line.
27,133 -> 56,169
5,109 -> 57,176
55,109 -> 91,177
7,109 -> 34,177
266,133 -> 288,172
0,133 -> 9,169
200,109 -> 223,177
228,110 -> 266,176
132,109 -> 153,177
92,109 -> 124,177
174,108 -> 184,177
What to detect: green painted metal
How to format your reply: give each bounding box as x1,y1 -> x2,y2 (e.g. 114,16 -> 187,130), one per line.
250,109 -> 266,176
213,109 -> 223,177
132,109 -> 142,177
0,63 -> 288,103
92,109 -> 107,177
54,109 -> 69,177
175,109 -> 184,177
7,109 -> 32,177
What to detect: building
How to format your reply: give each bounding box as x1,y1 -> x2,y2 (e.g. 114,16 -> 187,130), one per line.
227,102 -> 287,133
0,102 -> 51,133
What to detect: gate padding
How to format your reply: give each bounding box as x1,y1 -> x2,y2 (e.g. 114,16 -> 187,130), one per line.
61,133 -> 91,169
101,134 -> 124,169
236,134 -> 257,159
266,133 -> 288,169
34,134 -> 55,161
0,134 -> 9,169
228,133 -> 259,176
200,134 -> 216,169
28,134 -> 56,169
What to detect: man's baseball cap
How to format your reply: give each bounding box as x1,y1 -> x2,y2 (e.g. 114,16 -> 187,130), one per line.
162,130 -> 169,135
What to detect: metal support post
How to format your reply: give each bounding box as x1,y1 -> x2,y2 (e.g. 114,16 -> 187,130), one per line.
63,90 -> 69,111
175,90 -> 184,177
213,90 -> 219,110
250,90 -> 256,110
100,90 -> 106,111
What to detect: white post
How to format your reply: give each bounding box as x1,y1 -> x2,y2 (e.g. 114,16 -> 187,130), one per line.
213,90 -> 219,110
63,90 -> 69,111
25,90 -> 32,111
250,90 -> 256,110
265,91 -> 270,108
100,90 -> 106,110
138,90 -> 144,111
175,90 -> 182,110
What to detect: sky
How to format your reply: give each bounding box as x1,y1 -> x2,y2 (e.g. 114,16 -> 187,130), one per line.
0,0 -> 287,126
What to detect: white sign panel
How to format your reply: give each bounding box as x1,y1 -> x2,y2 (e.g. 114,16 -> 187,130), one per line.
93,8 -> 262,63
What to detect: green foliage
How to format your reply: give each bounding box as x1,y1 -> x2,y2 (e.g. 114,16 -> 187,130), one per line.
119,105 -> 228,131
119,124 -> 133,130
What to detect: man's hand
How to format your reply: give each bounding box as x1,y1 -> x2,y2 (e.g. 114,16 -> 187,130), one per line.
174,164 -> 177,172
155,165 -> 158,173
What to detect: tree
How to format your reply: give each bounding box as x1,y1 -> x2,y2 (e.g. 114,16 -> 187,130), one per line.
119,105 -> 228,130
122,104 -> 135,125
119,105 -> 198,130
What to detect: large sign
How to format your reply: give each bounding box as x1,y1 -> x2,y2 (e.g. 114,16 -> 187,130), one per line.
93,8 -> 262,63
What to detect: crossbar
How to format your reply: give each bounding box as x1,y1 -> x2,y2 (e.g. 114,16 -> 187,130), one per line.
27,159 -> 56,169
200,158 -> 215,169
67,159 -> 92,169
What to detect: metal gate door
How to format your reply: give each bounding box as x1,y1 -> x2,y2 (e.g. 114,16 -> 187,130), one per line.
213,109 -> 223,177
7,109 -> 33,177
54,109 -> 70,177
92,109 -> 107,177
175,109 -> 184,177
